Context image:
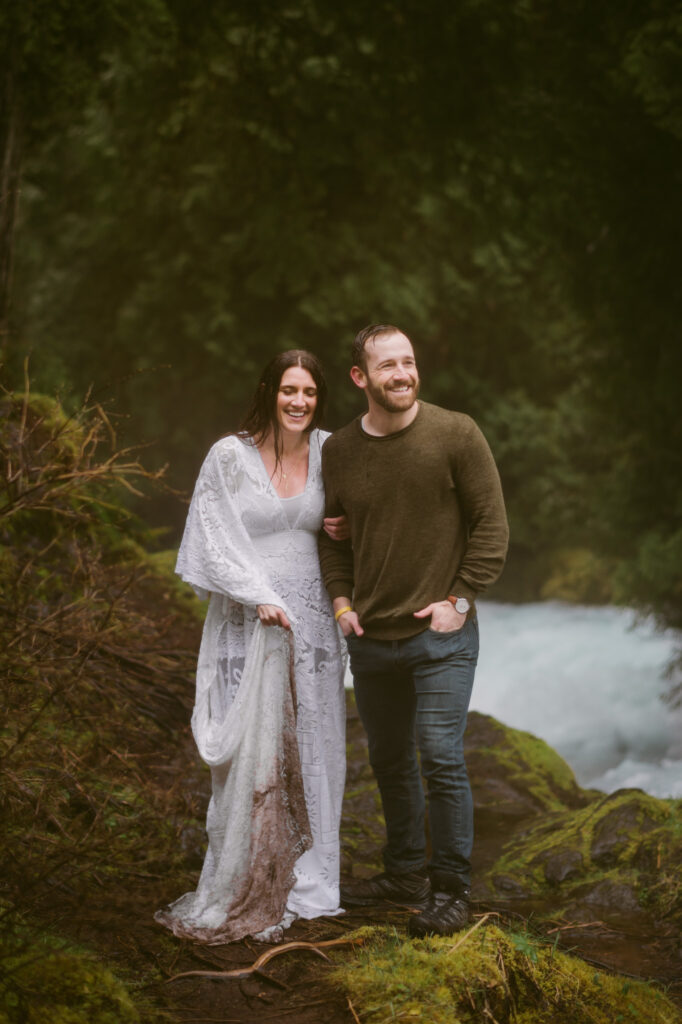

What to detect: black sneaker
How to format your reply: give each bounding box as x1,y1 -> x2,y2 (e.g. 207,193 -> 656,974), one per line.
407,890 -> 471,937
340,871 -> 431,908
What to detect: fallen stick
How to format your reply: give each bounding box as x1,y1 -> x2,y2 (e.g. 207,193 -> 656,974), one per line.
546,920 -> 606,934
166,935 -> 365,983
347,995 -> 362,1023
446,913 -> 495,955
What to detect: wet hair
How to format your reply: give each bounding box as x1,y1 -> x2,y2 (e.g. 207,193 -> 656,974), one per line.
239,350 -> 327,470
352,323 -> 406,369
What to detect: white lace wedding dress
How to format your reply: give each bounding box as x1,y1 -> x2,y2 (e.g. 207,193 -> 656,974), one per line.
155,429 -> 346,943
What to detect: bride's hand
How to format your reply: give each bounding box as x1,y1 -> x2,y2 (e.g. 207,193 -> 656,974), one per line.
323,514 -> 350,541
256,604 -> 291,630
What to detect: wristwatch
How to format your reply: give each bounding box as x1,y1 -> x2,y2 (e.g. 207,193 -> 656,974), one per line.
448,596 -> 470,614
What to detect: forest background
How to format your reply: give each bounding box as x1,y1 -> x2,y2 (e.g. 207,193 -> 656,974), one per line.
2,0 -> 681,643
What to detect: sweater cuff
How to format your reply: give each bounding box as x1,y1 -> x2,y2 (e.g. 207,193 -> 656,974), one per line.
449,579 -> 477,604
327,580 -> 354,602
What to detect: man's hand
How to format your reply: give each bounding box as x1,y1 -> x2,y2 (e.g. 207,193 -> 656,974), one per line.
414,600 -> 466,633
333,597 -> 364,637
323,514 -> 350,541
257,604 -> 291,630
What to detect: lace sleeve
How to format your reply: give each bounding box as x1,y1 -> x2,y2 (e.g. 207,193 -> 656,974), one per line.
175,438 -> 285,610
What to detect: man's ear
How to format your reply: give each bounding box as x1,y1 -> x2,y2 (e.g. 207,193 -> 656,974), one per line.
350,365 -> 367,389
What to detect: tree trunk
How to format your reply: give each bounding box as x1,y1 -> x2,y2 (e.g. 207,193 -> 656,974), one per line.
0,70 -> 22,359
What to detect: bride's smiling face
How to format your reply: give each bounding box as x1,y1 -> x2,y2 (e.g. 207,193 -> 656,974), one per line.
275,366 -> 318,434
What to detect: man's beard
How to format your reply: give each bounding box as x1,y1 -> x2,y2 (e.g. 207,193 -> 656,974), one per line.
365,376 -> 420,413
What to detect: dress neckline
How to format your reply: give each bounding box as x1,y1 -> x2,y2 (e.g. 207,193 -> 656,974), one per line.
250,433 -> 315,503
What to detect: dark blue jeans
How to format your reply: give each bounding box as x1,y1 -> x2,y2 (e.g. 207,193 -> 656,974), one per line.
347,618 -> 479,892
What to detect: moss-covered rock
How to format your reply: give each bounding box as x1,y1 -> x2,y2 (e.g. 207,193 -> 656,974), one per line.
465,711 -> 593,830
484,789 -> 682,927
331,923 -> 681,1024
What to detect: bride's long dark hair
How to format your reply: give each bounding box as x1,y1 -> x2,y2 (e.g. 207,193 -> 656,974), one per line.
239,350 -> 328,471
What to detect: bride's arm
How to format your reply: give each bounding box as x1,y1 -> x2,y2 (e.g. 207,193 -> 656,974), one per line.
176,438 -> 288,614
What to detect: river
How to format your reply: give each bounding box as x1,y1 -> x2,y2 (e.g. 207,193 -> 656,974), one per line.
472,601 -> 682,799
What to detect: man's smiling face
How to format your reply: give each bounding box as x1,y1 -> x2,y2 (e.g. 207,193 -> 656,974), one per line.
357,331 -> 420,414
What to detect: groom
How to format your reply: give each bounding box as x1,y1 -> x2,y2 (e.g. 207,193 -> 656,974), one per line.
318,324 -> 508,936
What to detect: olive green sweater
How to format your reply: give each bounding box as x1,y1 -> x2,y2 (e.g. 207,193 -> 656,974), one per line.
318,402 -> 509,640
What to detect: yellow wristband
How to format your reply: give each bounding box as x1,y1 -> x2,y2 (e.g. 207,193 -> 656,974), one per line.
334,605 -> 352,621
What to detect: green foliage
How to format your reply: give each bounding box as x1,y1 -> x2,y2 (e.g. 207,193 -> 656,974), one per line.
144,549 -> 206,623
0,934 -> 140,1024
331,923 -> 681,1023
541,548 -> 616,605
0,388 -> 157,537
3,0 -> 681,645
0,0 -> 172,143
612,530 -> 682,627
0,389 -> 203,1020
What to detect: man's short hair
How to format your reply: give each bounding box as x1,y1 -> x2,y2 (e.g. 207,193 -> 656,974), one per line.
352,324 -> 404,369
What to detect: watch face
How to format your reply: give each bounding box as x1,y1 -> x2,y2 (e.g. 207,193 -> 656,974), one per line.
455,598 -> 470,614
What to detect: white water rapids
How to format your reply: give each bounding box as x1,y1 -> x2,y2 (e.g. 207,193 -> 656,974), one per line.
471,601 -> 682,799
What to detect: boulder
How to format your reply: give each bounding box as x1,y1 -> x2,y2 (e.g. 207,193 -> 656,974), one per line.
541,847 -> 584,884
482,788 -> 681,930
590,793 -> 659,865
464,711 -> 591,833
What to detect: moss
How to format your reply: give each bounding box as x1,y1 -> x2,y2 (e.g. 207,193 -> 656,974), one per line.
487,790 -> 682,922
331,924 -> 681,1023
494,726 -> 580,809
0,937 -> 141,1024
466,713 -> 588,818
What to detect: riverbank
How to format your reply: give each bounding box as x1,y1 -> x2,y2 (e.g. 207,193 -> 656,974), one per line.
2,394 -> 679,1023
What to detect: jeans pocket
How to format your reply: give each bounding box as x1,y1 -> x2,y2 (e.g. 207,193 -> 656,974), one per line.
426,618 -> 477,649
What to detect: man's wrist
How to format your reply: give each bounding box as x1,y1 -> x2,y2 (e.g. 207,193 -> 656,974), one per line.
450,579 -> 477,605
447,595 -> 471,614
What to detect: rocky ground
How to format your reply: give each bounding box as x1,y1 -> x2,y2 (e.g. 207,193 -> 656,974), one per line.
3,691 -> 681,1023
144,698 -> 682,1023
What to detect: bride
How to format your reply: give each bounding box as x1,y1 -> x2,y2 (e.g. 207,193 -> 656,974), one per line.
155,350 -> 347,943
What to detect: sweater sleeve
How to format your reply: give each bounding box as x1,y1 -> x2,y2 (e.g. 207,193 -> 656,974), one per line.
449,419 -> 509,602
317,440 -> 355,601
